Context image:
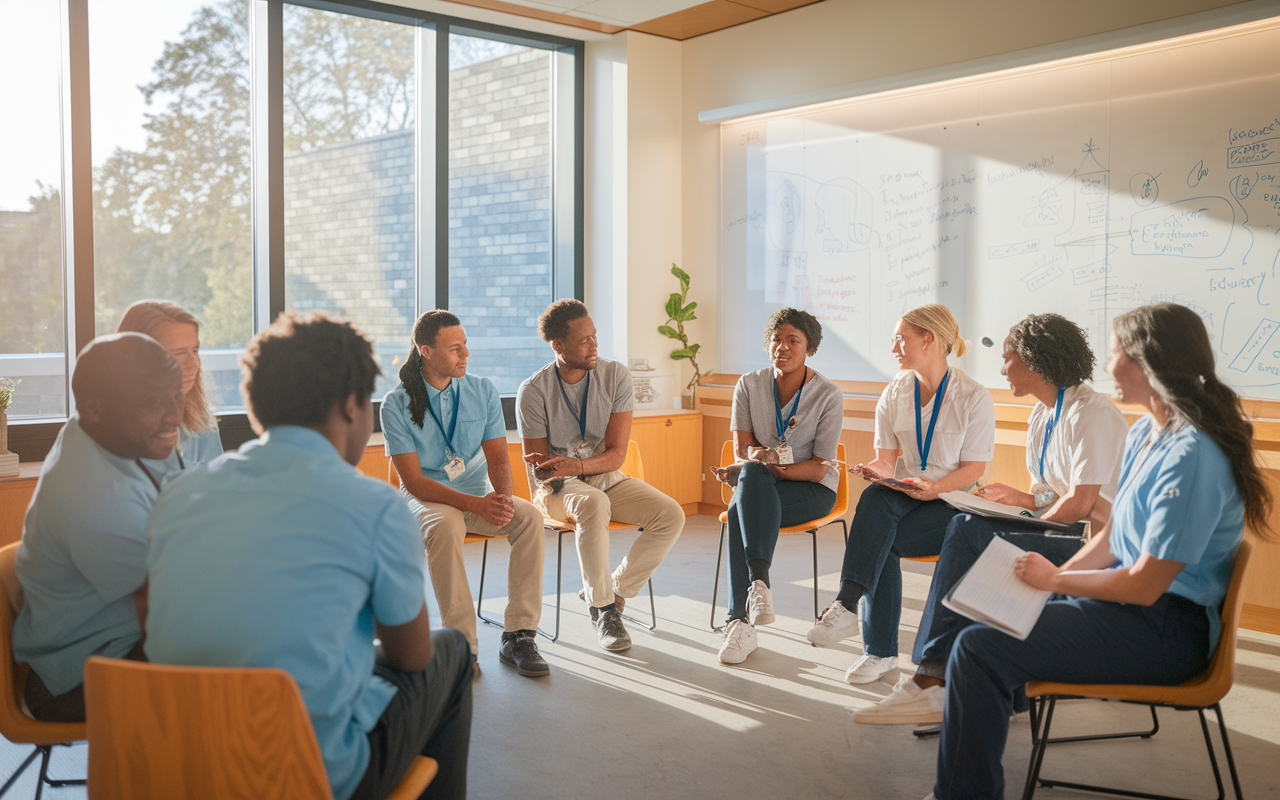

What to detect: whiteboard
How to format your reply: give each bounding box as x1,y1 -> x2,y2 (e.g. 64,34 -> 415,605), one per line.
720,20 -> 1280,398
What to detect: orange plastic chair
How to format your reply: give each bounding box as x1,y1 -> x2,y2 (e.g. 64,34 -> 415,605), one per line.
0,542 -> 87,798
522,440 -> 656,641
710,441 -> 849,630
1020,540 -> 1252,800
84,656 -> 437,800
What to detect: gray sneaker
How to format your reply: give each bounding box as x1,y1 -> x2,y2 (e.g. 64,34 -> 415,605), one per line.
500,630 -> 550,678
590,603 -> 632,652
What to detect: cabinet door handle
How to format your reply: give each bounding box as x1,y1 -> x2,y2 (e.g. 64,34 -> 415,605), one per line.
665,418 -> 672,427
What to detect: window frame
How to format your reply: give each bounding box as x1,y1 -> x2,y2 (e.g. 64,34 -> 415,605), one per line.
10,0 -> 583,459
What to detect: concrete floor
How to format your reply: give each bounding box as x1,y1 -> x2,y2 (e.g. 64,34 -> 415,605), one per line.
3,513 -> 1279,799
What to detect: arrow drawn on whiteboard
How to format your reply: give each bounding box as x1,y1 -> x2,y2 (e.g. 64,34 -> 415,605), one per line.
1229,173 -> 1255,268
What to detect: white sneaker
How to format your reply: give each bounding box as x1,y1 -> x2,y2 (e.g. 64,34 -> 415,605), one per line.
844,654 -> 899,685
806,600 -> 858,647
851,675 -> 945,725
717,619 -> 758,665
746,580 -> 776,626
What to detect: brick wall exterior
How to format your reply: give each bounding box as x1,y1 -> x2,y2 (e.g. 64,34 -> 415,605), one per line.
282,47 -> 556,395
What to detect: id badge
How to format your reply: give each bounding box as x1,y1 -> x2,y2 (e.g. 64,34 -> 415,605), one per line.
776,444 -> 794,465
443,455 -> 465,481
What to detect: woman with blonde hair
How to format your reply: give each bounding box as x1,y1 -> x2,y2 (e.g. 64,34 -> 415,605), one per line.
807,304 -> 995,685
118,300 -> 222,475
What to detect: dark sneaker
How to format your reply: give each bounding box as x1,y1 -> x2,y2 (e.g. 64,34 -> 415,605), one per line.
590,604 -> 632,652
499,631 -> 550,678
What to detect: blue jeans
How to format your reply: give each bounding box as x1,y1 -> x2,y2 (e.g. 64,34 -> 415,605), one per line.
839,484 -> 958,656
935,594 -> 1210,800
725,462 -> 836,622
912,513 -> 1085,667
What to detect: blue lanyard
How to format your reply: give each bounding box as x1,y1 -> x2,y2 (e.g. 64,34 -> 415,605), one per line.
1038,386 -> 1066,483
914,369 -> 951,470
554,368 -> 590,439
424,379 -> 460,456
774,371 -> 808,440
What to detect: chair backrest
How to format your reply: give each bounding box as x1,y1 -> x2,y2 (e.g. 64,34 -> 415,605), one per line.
0,542 -> 85,746
84,656 -> 333,800
1183,538 -> 1253,705
718,440 -> 848,514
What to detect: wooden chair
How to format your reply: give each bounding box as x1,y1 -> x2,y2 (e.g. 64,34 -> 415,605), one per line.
0,542 -> 87,799
710,441 -> 850,631
83,656 -> 437,800
387,462 -> 520,635
1020,539 -> 1252,800
521,440 -> 657,642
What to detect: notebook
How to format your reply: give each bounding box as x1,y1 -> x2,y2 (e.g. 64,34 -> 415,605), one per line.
938,491 -> 1087,537
941,536 -> 1052,640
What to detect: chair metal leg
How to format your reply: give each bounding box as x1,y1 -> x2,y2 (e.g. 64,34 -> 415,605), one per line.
1021,696 -> 1056,800
545,529 -> 566,643
840,518 -> 848,545
0,746 -> 43,798
1044,700 -> 1159,745
810,529 -> 820,621
1212,703 -> 1245,800
475,539 -> 507,631
621,579 -> 657,632
710,522 -> 727,632
1031,696 -> 1236,800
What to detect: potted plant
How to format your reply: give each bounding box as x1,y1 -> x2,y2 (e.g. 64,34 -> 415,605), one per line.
0,377 -> 17,458
658,264 -> 703,407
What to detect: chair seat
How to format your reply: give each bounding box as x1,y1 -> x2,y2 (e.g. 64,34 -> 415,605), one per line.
1027,669 -> 1226,709
542,516 -> 636,532
385,756 -> 438,800
779,509 -> 846,535
463,533 -> 497,544
905,555 -> 939,563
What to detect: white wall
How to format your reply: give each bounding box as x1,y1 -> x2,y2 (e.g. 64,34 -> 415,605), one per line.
676,0 -> 1254,373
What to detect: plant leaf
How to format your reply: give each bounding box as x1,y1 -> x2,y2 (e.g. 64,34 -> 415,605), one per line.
687,343 -> 701,354
670,346 -> 698,360
677,301 -> 698,321
672,264 -> 690,294
665,294 -> 682,320
657,325 -> 680,339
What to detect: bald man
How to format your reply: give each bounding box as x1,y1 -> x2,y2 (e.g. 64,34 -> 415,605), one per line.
12,333 -> 185,722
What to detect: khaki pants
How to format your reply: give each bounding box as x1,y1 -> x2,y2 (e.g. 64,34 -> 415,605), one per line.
539,477 -> 684,609
406,494 -> 545,651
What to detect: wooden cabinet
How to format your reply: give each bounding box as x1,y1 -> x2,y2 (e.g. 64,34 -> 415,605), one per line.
629,412 -> 702,508
0,464 -> 41,547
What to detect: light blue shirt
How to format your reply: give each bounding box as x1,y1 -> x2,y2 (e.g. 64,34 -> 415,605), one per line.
144,426 -> 427,800
381,374 -> 506,498
139,424 -> 224,484
12,417 -> 155,695
1110,415 -> 1244,658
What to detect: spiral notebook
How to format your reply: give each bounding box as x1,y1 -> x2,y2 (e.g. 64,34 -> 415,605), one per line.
941,536 -> 1052,641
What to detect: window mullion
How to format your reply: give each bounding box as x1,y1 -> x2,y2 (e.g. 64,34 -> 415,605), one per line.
58,0 -> 94,414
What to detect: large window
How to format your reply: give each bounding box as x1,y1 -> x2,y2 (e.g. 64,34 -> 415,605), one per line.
0,0 -> 65,419
89,0 -> 253,411
1,0 -> 582,442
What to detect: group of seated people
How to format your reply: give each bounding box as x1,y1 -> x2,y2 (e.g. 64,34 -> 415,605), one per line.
7,291 -> 1269,800
714,301 -> 1269,800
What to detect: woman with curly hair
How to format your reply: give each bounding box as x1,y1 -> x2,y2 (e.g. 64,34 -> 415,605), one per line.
850,313 -> 1129,725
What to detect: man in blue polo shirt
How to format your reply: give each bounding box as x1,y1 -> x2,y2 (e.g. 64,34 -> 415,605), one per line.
13,333 -> 184,722
144,312 -> 472,800
382,310 -> 548,678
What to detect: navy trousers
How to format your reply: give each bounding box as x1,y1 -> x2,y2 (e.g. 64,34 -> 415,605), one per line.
912,513 -> 1086,667
839,484 -> 959,656
935,594 -> 1210,800
725,462 -> 836,622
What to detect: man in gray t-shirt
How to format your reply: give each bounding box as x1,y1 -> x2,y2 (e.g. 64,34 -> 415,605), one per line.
516,300 -> 685,653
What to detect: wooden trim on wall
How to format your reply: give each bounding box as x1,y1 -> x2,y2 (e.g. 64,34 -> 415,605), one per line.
1241,603 -> 1280,636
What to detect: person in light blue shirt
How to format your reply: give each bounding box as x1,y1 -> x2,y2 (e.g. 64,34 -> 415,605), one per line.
144,311 -> 472,800
119,300 -> 224,483
13,333 -> 185,722
382,310 -> 547,678
930,304 -> 1273,800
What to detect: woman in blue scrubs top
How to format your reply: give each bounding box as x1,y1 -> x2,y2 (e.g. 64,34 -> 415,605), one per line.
119,300 -> 223,475
929,303 -> 1274,800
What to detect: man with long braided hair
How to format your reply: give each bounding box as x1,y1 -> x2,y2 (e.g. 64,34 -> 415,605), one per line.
382,310 -> 549,678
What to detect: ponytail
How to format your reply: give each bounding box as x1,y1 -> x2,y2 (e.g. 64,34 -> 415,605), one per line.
399,347 -> 428,428
398,310 -> 462,429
